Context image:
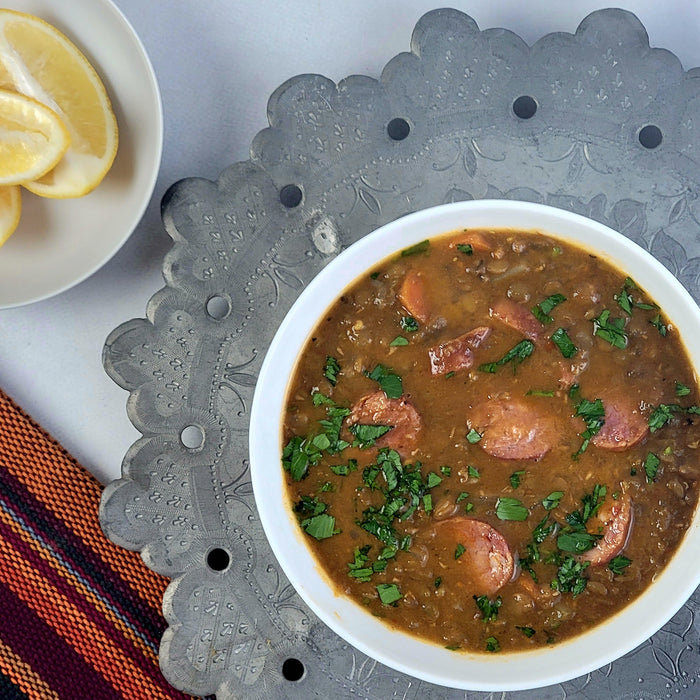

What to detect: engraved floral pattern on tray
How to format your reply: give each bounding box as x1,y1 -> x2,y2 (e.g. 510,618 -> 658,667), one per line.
99,8 -> 700,699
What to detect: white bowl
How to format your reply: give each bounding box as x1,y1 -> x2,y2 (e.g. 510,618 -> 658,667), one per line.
250,200 -> 700,691
0,0 -> 162,308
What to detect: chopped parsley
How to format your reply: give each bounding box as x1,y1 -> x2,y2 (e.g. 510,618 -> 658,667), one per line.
550,327 -> 578,358
312,390 -> 335,406
349,423 -> 392,448
555,485 -> 606,554
440,465 -> 452,476
283,435 -> 322,481
454,543 -> 466,559
676,381 -> 691,397
389,335 -> 409,346
485,636 -> 500,652
467,465 -> 480,479
456,243 -> 473,255
644,452 -> 660,482
570,385 -> 605,457
650,313 -> 667,336
608,555 -> 632,575
376,583 -> 402,606
466,429 -> 482,444
295,497 -> 338,541
400,240 -> 430,257
542,491 -> 564,511
526,389 -> 555,397
400,316 -> 419,332
510,470 -> 526,489
551,555 -> 590,597
648,403 -> 700,432
365,364 -> 403,398
329,459 -> 358,476
592,309 -> 628,349
615,277 -> 657,315
479,339 -> 534,374
357,449 -> 441,549
531,293 -> 566,324
323,355 -> 341,385
557,530 -> 600,554
496,497 -> 529,521
434,577 -> 442,588
474,595 -> 502,622
516,626 -> 536,638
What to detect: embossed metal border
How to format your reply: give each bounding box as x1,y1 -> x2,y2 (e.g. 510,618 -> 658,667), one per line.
100,9 -> 700,699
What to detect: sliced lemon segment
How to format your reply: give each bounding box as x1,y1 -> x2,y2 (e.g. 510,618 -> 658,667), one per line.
0,88 -> 69,186
0,185 -> 21,247
0,9 -> 118,198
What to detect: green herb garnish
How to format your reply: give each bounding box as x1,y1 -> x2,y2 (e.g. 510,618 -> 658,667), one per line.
510,470 -> 526,489
301,513 -> 337,540
485,636 -> 500,652
467,465 -> 480,479
517,626 -> 536,638
644,452 -> 660,482
542,491 -> 564,510
676,381 -> 691,397
455,543 -> 466,559
466,429 -> 482,444
376,583 -> 403,606
570,385 -> 605,457
349,423 -> 392,448
479,339 -> 534,374
456,243 -> 473,255
400,316 -> 419,332
474,595 -> 502,622
323,355 -> 341,385
496,497 -> 529,521
650,313 -> 667,336
532,293 -> 566,324
330,459 -> 358,476
608,555 -> 632,575
365,364 -> 403,398
389,335 -> 409,347
400,240 -> 430,257
551,555 -> 590,596
593,309 -> 628,349
550,327 -> 578,358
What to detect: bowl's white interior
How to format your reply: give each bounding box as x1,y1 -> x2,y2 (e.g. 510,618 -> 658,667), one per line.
250,200 -> 700,691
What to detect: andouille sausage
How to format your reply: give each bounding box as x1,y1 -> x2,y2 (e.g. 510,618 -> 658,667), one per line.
398,269 -> 430,322
490,298 -> 543,342
428,326 -> 492,375
591,396 -> 648,451
579,493 -> 633,566
348,390 -> 422,456
467,397 -> 557,461
433,517 -> 514,597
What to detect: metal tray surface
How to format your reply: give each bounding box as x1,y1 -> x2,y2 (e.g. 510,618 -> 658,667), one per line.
100,8 -> 700,699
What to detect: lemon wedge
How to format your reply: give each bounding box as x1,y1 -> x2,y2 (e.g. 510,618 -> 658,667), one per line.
0,88 -> 69,186
0,9 -> 118,198
0,185 -> 21,247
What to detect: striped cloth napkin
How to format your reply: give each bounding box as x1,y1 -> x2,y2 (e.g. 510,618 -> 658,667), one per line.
0,388 -> 197,700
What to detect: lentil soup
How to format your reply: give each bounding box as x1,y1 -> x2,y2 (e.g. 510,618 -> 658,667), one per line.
281,227 -> 700,654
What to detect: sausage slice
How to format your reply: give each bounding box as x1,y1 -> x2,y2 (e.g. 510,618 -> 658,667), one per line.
490,299 -> 542,342
398,269 -> 430,322
591,396 -> 648,451
432,517 -> 514,596
467,398 -> 557,461
579,494 -> 633,566
428,326 -> 491,375
348,390 -> 422,456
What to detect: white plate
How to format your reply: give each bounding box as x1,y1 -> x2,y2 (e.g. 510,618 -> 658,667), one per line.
0,0 -> 162,309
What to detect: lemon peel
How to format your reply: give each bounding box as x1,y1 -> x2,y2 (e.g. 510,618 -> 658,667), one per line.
0,88 -> 70,186
0,185 -> 21,247
0,9 -> 118,198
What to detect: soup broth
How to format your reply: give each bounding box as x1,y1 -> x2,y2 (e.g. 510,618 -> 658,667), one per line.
281,228 -> 700,653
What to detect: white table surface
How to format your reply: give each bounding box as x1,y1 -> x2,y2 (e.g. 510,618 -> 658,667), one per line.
1,0 -> 698,486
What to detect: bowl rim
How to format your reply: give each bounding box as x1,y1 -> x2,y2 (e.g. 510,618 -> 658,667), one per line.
250,199 -> 700,691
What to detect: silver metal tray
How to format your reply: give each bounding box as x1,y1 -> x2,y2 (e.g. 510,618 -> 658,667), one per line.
100,8 -> 700,698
